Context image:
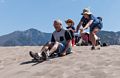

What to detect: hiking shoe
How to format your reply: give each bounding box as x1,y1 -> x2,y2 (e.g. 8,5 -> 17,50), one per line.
29,51 -> 42,61
41,51 -> 49,61
91,46 -> 95,50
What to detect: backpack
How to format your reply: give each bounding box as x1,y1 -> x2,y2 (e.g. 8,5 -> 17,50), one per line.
97,17 -> 103,29
97,17 -> 102,21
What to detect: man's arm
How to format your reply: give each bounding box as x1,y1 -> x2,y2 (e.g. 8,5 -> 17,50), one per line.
62,31 -> 72,55
62,40 -> 71,55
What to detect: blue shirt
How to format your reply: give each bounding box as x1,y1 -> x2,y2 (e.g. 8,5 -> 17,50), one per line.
81,14 -> 100,27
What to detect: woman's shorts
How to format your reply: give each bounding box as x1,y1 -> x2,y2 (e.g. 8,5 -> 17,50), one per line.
90,22 -> 103,32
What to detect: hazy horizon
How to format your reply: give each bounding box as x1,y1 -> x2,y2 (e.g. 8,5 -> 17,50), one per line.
0,28 -> 120,37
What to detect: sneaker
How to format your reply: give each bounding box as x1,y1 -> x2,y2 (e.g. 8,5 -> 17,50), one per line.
91,46 -> 95,50
29,51 -> 42,61
41,51 -> 49,61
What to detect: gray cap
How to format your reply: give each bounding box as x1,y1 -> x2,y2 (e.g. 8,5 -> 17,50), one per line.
54,19 -> 62,24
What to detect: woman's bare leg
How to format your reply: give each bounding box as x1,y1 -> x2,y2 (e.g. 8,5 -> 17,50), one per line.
90,32 -> 96,47
89,27 -> 100,49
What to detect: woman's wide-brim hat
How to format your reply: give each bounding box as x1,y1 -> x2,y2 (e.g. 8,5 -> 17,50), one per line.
81,8 -> 92,15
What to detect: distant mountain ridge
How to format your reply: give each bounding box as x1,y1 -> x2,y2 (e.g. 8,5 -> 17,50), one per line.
0,28 -> 120,46
97,31 -> 120,45
0,28 -> 52,46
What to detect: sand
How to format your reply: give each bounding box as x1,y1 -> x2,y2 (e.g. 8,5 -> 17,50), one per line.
0,45 -> 120,78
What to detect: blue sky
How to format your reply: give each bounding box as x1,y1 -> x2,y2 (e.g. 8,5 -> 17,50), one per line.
0,0 -> 120,36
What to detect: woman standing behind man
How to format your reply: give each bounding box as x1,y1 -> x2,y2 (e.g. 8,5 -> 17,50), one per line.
76,8 -> 103,50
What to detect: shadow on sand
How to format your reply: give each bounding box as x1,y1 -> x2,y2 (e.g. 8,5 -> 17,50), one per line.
20,59 -> 45,66
20,52 -> 72,66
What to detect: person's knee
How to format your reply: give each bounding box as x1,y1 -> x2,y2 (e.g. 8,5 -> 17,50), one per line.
45,41 -> 55,50
90,33 -> 96,41
93,27 -> 100,33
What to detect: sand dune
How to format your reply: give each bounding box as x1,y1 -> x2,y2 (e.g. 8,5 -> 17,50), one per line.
0,46 -> 120,78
